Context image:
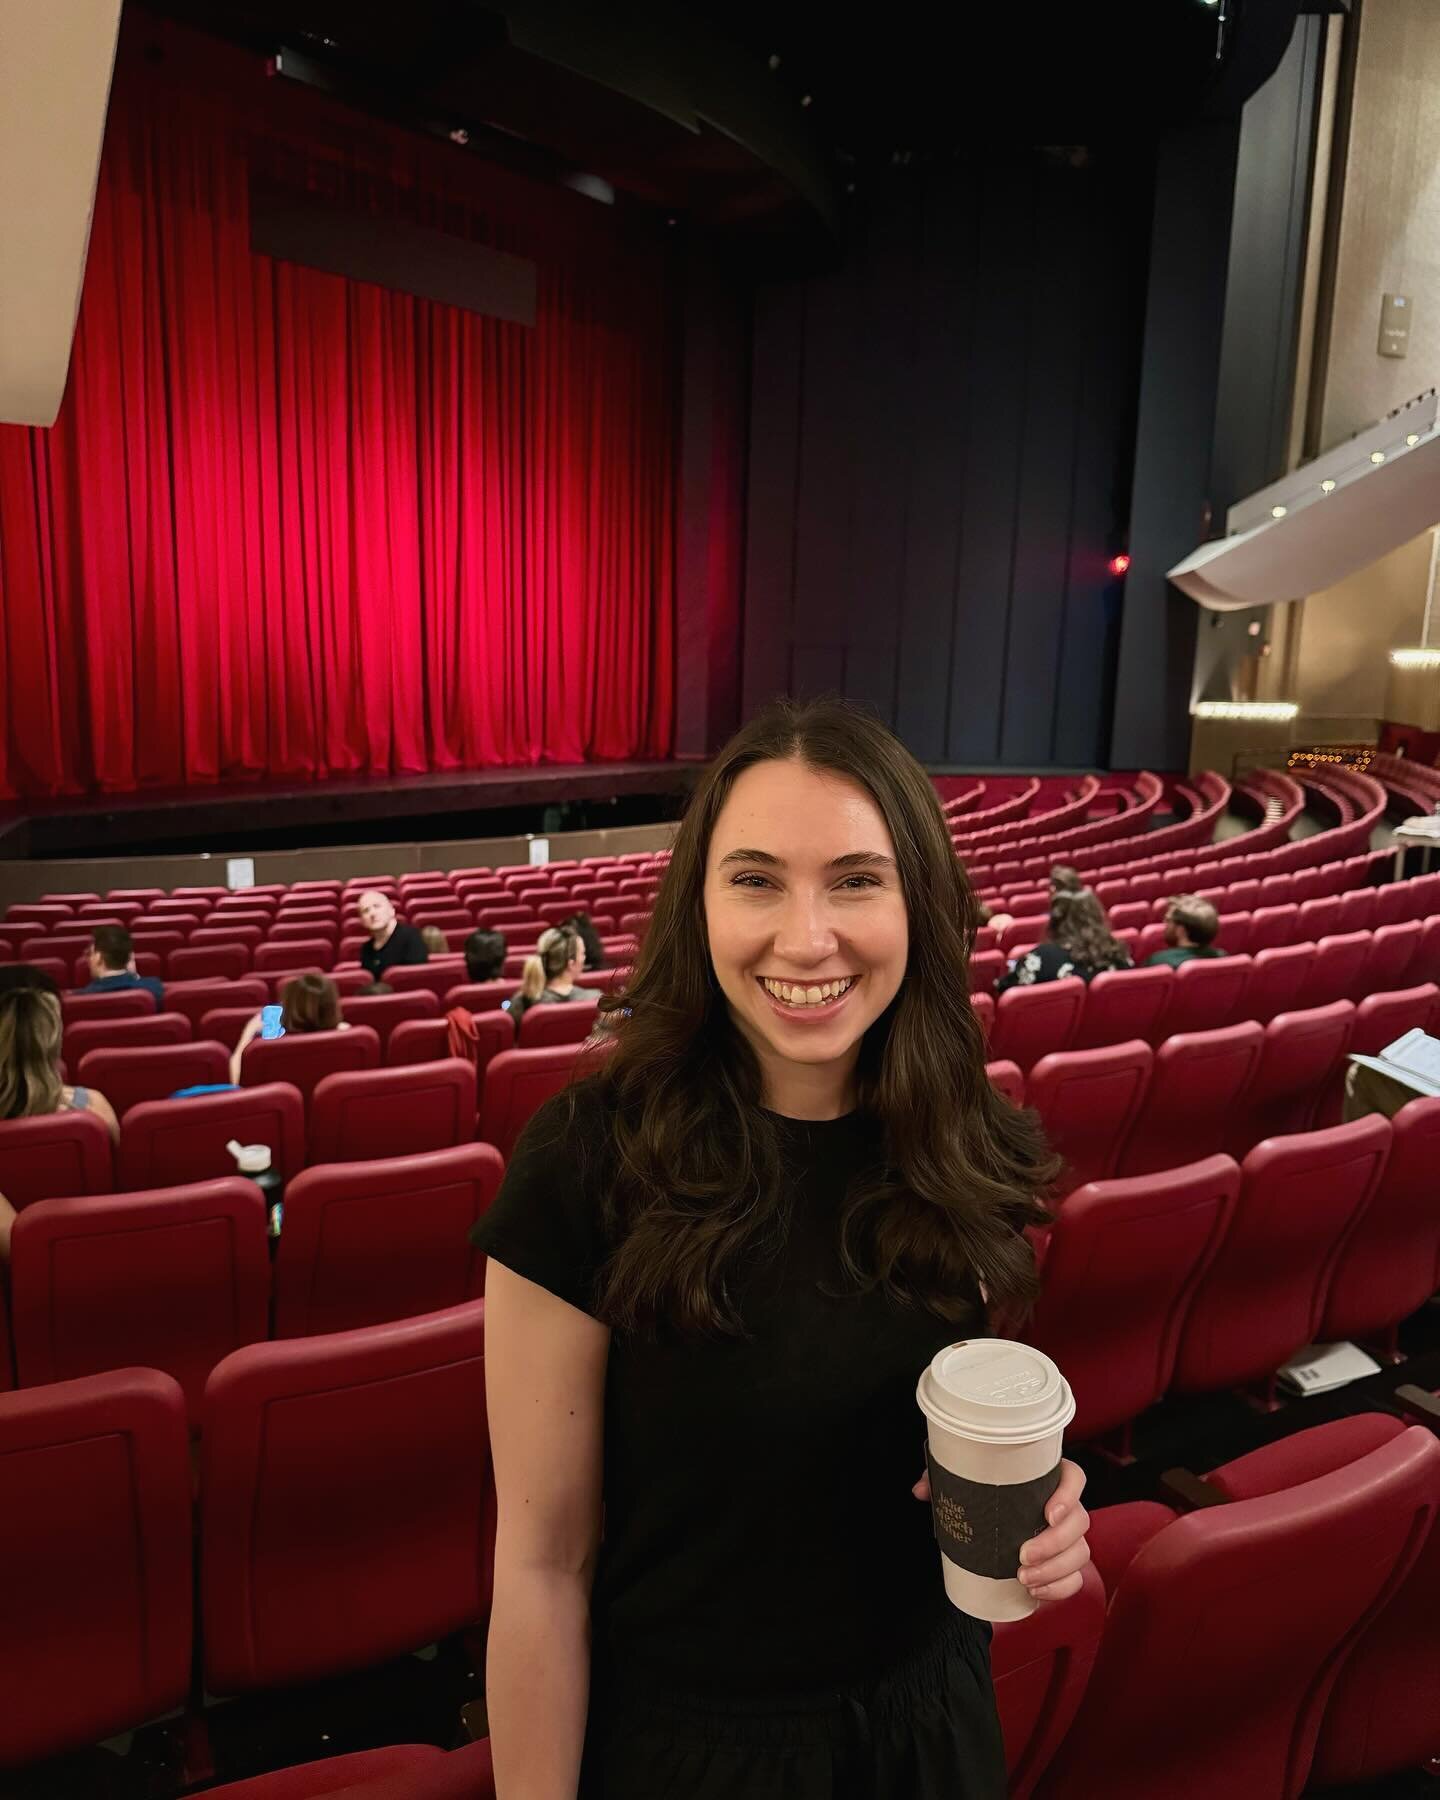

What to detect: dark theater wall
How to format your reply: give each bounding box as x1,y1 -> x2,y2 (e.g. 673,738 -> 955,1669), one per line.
740,153 -> 1152,768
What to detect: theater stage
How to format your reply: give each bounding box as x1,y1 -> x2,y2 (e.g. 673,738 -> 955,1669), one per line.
0,760 -> 700,862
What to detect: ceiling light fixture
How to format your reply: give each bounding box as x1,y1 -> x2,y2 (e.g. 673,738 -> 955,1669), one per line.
1191,701 -> 1298,721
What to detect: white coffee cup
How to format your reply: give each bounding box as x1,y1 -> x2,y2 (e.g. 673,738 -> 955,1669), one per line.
916,1339 -> 1075,1622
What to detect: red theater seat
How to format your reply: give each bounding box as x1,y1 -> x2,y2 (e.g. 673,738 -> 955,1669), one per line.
1225,1000 -> 1354,1151
0,1109 -> 114,1208
1161,953 -> 1252,1036
1299,931 -> 1371,1008
11,1180 -> 270,1422
119,1084 -> 306,1189
1306,1411 -> 1440,1788
273,1144 -> 503,1337
1117,1022 -> 1264,1178
480,1044 -> 589,1158
201,1301 -> 494,1693
1171,1116 -> 1391,1398
255,939 -> 337,973
269,920 -> 340,945
986,1059 -> 1025,1105
165,977 -> 268,1033
1036,1425 -> 1440,1799
444,979 -> 515,1014
1319,1096 -> 1440,1349
189,925 -> 265,955
63,1010 -> 191,1065
307,1059 -> 477,1164
1070,965 -> 1171,1050
240,1026 -> 381,1106
76,1041 -> 231,1116
0,1369 -> 193,1767
1026,1041 -> 1152,1194
992,1563 -> 1105,1800
1348,980 -> 1439,1059
339,989 -> 441,1052
167,944 -> 250,981
201,1746 -> 460,1799
199,1005 -> 270,1050
1028,1156 -> 1239,1443
1244,943 -> 1310,1023
989,979 -> 1085,1075
386,958 -> 468,1002
1362,918 -> 1423,993
519,996 -> 601,1048
389,1008 -> 514,1079
1247,902 -> 1299,953
969,949 -> 1006,995
61,988 -> 156,1025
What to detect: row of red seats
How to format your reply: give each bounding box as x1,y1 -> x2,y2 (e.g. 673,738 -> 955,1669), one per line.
51,972 -> 622,1065
0,1303 -> 495,1771
1016,1103 -> 1440,1439
7,1304 -> 1435,1794
971,914 -> 1440,1064
1001,1404 -> 1440,1797
991,846 -> 1398,939
0,1150 -> 500,1410
974,766 -> 1378,898
985,987 -> 1438,1188
1002,984 -> 1440,1186
0,1036 -> 594,1202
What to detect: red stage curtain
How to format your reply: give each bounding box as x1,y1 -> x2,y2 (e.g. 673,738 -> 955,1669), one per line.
0,30 -> 675,798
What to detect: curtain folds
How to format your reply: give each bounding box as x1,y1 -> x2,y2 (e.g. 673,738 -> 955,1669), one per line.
0,49 -> 676,798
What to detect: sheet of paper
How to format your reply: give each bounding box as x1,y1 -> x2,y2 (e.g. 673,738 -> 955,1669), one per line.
226,856 -> 256,890
528,837 -> 550,866
1348,1051 -> 1440,1099
1382,1027 -> 1440,1086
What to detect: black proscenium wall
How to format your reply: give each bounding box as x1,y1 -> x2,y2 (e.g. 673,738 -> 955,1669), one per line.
740,149 -> 1152,768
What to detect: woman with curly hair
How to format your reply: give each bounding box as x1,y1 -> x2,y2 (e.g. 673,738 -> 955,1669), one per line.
996,886 -> 1133,991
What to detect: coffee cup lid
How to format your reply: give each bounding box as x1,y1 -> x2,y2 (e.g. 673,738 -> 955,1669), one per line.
917,1338 -> 1075,1445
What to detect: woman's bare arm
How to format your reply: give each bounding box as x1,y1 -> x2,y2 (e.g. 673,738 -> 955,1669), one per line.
484,1258 -> 609,1800
229,1013 -> 262,1085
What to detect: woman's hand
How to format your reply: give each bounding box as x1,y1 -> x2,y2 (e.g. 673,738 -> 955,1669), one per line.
912,1456 -> 1091,1603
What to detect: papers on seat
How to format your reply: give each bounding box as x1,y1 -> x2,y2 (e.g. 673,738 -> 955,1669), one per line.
1348,1028 -> 1440,1099
1277,1341 -> 1383,1396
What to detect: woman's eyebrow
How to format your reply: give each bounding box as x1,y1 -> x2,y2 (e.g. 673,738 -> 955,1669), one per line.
717,847 -> 783,868
715,848 -> 896,871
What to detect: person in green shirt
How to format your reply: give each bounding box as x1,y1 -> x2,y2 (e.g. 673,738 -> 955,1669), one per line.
1147,894 -> 1226,968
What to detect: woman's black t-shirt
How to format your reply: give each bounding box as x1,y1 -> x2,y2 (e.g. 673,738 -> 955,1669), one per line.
471,1084 -> 986,1695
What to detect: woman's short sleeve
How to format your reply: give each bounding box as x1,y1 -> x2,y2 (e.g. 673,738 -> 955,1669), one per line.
470,1086 -> 611,1317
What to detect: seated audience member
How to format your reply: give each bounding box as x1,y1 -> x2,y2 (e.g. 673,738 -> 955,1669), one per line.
976,901 -> 1014,934
0,981 -> 120,1141
559,912 -> 608,971
1049,863 -> 1083,899
419,925 -> 450,956
80,924 -> 166,1008
507,925 -> 600,1022
230,972 -> 349,1083
0,1188 -> 12,1258
997,888 -> 1132,992
1146,895 -> 1225,968
463,929 -> 508,984
357,890 -> 429,980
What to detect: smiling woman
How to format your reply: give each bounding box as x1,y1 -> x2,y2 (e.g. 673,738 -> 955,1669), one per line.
474,698 -> 1088,1800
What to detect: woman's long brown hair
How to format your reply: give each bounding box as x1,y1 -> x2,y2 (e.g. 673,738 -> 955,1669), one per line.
584,697 -> 1057,1338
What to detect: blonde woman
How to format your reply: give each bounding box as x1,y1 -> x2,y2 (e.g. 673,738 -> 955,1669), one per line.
0,971 -> 119,1142
507,925 -> 600,1023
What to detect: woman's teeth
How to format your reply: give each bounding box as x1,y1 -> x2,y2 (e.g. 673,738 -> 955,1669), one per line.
760,976 -> 856,1008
